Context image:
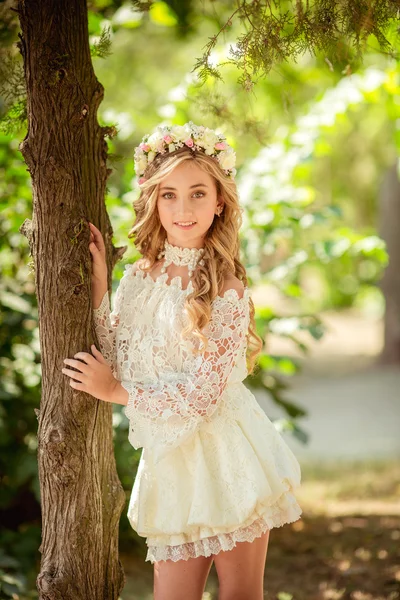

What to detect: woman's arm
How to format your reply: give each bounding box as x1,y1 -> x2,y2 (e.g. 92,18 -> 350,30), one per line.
92,262 -> 140,378
92,290 -> 120,379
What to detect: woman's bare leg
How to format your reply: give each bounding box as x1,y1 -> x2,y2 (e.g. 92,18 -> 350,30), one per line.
153,554 -> 214,600
214,530 -> 270,600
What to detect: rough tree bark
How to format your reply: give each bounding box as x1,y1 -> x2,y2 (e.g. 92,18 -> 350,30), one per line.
16,0 -> 127,598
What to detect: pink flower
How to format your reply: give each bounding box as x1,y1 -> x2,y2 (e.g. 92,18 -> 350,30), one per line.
184,138 -> 194,147
138,177 -> 147,185
163,135 -> 173,144
140,143 -> 151,152
215,141 -> 227,150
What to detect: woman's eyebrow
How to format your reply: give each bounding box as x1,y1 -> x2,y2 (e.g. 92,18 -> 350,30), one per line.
160,183 -> 209,191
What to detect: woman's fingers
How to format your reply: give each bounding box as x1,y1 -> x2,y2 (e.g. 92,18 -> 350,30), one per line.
89,222 -> 101,236
89,222 -> 99,239
63,353 -> 95,371
88,223 -> 105,251
62,367 -> 85,382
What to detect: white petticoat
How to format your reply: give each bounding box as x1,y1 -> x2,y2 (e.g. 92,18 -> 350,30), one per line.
145,487 -> 302,563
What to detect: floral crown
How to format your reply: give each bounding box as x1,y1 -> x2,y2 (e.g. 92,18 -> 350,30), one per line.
134,121 -> 237,185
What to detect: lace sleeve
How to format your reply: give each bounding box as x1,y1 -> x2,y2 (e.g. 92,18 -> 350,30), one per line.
92,265 -> 131,378
122,288 -> 250,463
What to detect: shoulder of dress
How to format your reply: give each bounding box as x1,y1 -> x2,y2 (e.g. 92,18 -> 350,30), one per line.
218,274 -> 247,300
123,258 -> 147,277
212,277 -> 251,311
205,279 -> 251,337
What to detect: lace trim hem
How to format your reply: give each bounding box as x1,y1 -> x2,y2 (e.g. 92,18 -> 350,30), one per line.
145,490 -> 302,564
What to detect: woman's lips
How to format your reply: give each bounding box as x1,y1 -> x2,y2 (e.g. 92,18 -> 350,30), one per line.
174,223 -> 196,229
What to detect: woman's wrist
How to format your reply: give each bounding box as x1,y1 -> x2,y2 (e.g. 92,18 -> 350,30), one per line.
92,284 -> 108,309
110,380 -> 129,406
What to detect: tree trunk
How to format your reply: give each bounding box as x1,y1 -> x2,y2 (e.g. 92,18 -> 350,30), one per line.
16,1 -> 127,598
378,161 -> 400,365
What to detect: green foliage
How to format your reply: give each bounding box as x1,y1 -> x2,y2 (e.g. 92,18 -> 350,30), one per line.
149,1 -> 178,27
0,100 -> 27,136
0,538 -> 40,599
2,0 -> 400,134
190,0 -> 400,90
90,25 -> 113,58
238,65 -> 391,316
0,53 -> 25,107
0,135 -> 41,598
0,49 -> 27,135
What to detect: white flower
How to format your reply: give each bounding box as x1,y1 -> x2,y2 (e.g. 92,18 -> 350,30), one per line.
148,132 -> 164,152
171,125 -> 187,143
186,121 -> 199,136
203,143 -> 216,155
137,155 -> 148,173
147,150 -> 156,164
147,132 -> 159,146
202,129 -> 219,148
218,148 -> 236,170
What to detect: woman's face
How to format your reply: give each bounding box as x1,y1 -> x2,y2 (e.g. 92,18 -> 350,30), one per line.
156,160 -> 223,249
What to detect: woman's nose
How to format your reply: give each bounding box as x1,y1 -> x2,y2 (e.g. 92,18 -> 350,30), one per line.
175,199 -> 194,212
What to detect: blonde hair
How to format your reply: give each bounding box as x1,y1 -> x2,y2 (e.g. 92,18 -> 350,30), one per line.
127,146 -> 263,376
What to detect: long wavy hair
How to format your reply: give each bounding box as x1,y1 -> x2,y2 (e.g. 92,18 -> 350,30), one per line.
127,145 -> 263,376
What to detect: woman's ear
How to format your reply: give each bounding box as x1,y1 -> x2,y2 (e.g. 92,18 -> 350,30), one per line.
215,199 -> 224,216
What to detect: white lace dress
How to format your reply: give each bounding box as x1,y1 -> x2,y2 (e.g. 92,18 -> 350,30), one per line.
93,262 -> 302,563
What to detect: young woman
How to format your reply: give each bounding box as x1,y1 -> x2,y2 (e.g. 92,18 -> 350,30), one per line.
62,122 -> 302,600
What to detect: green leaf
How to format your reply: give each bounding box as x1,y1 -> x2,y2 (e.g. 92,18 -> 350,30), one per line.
149,1 -> 178,26
87,11 -> 104,35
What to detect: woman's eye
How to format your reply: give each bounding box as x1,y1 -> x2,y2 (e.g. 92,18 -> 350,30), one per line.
161,192 -> 205,199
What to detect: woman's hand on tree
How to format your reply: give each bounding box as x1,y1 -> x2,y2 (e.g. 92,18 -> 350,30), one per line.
62,344 -> 118,402
88,221 -> 108,286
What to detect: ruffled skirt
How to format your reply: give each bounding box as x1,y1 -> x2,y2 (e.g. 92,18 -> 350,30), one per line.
126,384 -> 303,563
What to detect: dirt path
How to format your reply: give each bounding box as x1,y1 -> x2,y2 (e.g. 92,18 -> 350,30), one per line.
255,308 -> 400,462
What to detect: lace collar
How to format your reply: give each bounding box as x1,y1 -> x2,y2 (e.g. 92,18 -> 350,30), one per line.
130,265 -> 251,303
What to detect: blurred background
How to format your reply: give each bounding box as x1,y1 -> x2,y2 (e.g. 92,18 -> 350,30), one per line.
0,1 -> 399,599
